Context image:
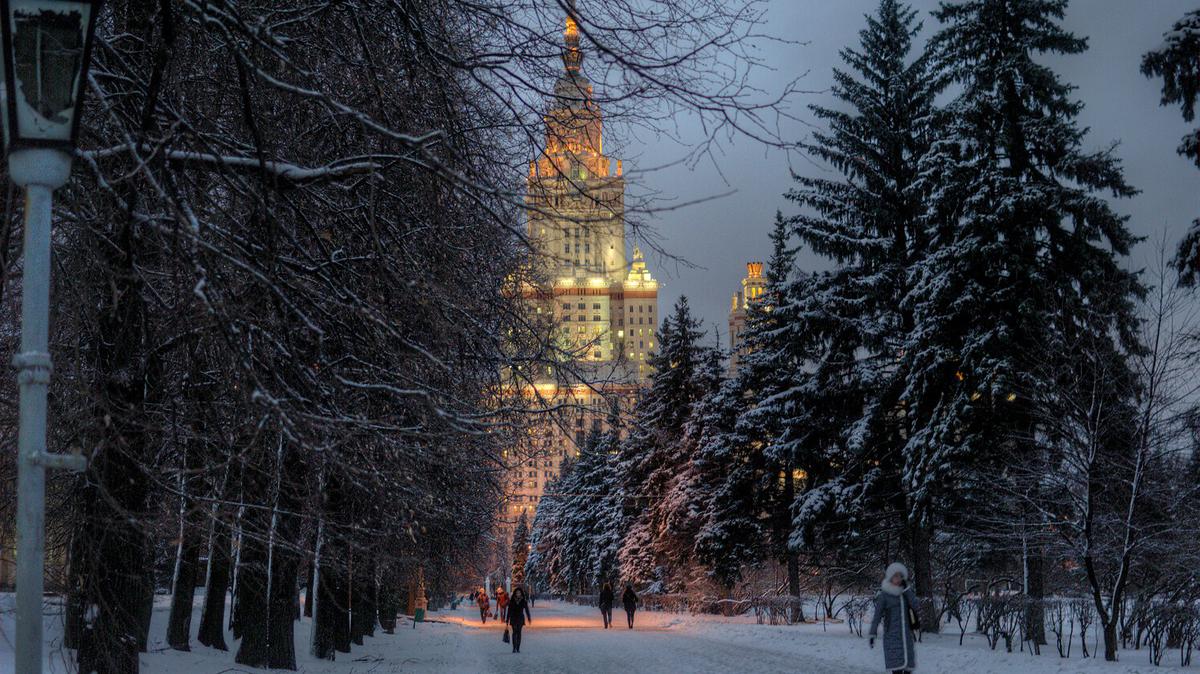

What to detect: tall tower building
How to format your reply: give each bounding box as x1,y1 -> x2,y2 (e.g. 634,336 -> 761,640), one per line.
728,262 -> 765,374
505,7 -> 659,521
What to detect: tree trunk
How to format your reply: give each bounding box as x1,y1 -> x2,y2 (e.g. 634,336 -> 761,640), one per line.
350,553 -> 368,645
63,525 -> 87,650
364,558 -> 377,638
233,533 -> 269,666
166,446 -> 205,650
312,562 -> 343,659
304,560 -> 316,618
908,521 -> 938,633
311,523 -> 338,660
1104,617 -> 1119,662
166,511 -> 201,650
782,457 -> 805,622
75,470 -> 150,674
137,565 -> 155,652
265,439 -> 303,669
229,515 -> 243,639
1025,548 -> 1047,646
233,462 -> 270,667
197,510 -> 231,650
378,564 -> 398,634
266,538 -> 300,668
334,567 -> 352,653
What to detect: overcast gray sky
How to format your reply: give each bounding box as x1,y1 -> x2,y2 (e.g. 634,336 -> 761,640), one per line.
624,0 -> 1198,347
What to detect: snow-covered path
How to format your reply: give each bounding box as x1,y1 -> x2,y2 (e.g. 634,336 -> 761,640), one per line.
415,601 -> 872,674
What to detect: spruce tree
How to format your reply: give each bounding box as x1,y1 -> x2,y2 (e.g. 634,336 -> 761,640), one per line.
616,297 -> 709,590
525,431 -> 625,592
1142,9 -> 1200,282
711,215 -> 804,594
691,370 -> 766,592
511,513 -> 530,587
574,431 -> 625,586
906,0 -> 1143,646
652,346 -> 729,589
526,456 -> 572,592
777,0 -> 945,621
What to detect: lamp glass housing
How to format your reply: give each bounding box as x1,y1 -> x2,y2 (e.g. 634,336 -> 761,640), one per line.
0,0 -> 99,151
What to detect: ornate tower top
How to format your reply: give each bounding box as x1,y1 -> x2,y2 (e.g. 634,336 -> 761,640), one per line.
533,0 -> 613,182
625,246 -> 658,289
563,1 -> 582,74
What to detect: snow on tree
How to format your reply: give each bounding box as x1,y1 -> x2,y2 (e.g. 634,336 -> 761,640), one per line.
1142,9 -> 1200,283
511,513 -> 531,587
689,216 -> 798,595
894,0 -> 1144,644
616,297 -> 714,590
768,0 -> 946,619
690,369 -> 766,591
525,431 -> 625,593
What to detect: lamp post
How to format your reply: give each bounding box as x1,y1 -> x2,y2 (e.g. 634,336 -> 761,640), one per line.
1,2 -> 101,673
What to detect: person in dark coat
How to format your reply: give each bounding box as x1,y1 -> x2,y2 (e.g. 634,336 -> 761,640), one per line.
476,587 -> 491,624
621,584 -> 638,629
598,582 -> 615,628
869,562 -> 919,673
506,587 -> 533,653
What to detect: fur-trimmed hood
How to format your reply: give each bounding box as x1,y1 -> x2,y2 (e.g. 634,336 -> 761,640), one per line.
881,562 -> 909,596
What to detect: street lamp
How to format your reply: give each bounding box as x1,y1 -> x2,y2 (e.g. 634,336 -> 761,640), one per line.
2,2 -> 101,674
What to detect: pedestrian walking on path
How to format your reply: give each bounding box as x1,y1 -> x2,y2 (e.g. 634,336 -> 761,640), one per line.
506,587 -> 533,653
476,587 -> 491,624
868,562 -> 920,673
621,583 -> 638,629
598,582 -> 615,628
496,586 -> 509,622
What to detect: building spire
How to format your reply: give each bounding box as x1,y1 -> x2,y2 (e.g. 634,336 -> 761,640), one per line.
563,0 -> 583,74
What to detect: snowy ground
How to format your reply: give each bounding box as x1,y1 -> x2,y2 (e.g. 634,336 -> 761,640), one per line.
0,593 -> 1189,673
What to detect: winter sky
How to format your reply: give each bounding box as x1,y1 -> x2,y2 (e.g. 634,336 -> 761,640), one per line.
632,0 -> 1198,346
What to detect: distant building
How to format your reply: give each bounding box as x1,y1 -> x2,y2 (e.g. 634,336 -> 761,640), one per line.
728,262 -> 766,374
503,9 -> 658,523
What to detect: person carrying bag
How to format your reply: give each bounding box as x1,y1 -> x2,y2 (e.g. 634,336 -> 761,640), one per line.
505,587 -> 532,653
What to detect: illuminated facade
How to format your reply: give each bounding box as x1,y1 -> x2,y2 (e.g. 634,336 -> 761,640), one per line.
505,9 -> 658,519
728,262 -> 765,374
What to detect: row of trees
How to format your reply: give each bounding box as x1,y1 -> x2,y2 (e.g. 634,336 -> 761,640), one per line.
527,0 -> 1200,664
0,1 -> 793,673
